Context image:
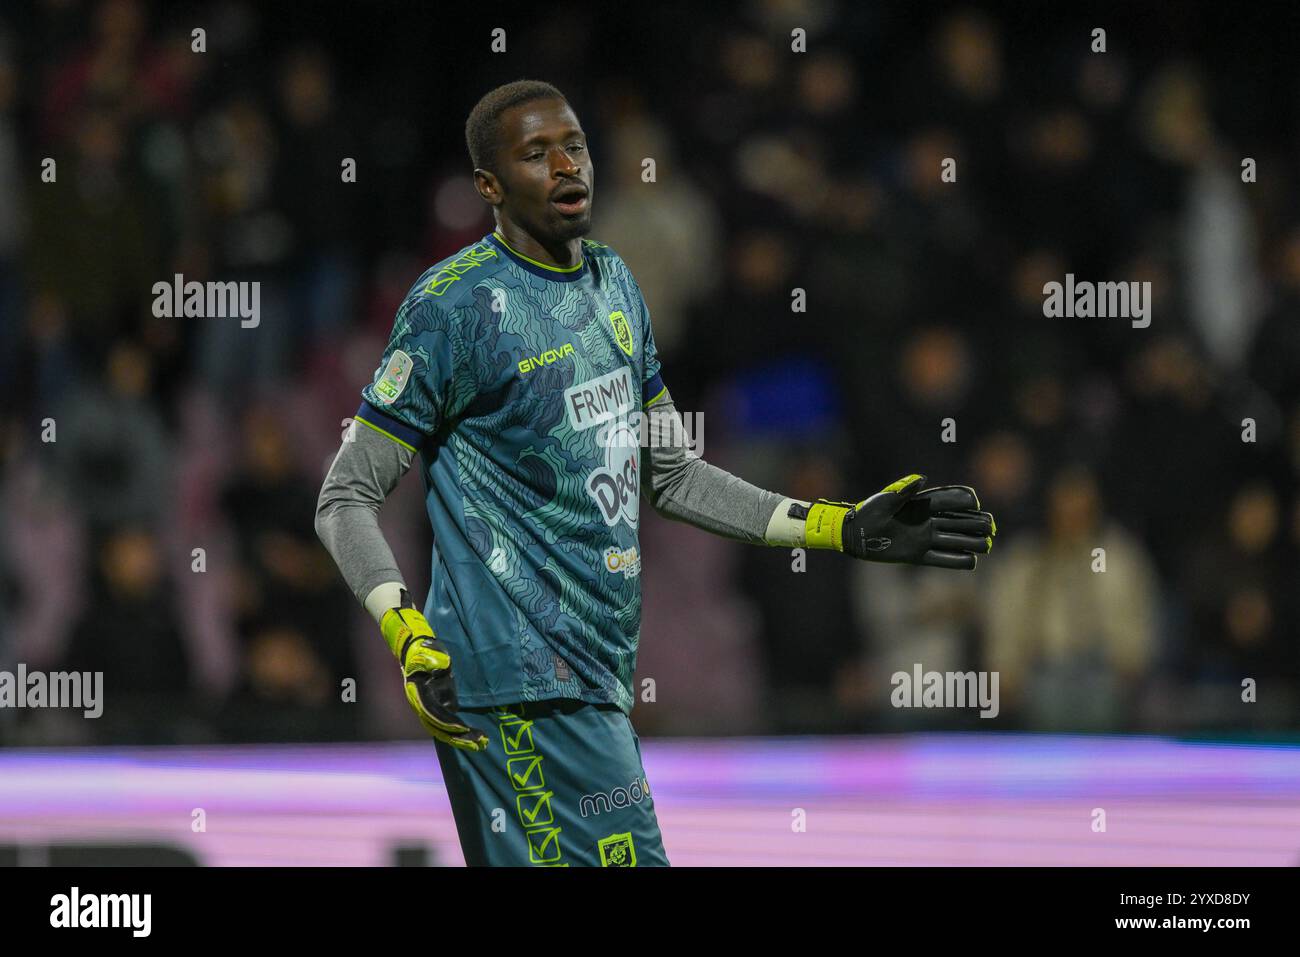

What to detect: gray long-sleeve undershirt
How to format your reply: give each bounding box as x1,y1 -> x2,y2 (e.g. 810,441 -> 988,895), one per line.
314,419 -> 415,609
314,392 -> 788,610
638,393 -> 786,544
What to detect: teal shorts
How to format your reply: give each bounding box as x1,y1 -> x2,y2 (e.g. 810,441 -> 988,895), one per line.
433,699 -> 670,867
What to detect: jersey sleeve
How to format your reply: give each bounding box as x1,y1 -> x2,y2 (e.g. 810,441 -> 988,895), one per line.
356,295 -> 475,452
627,271 -> 667,408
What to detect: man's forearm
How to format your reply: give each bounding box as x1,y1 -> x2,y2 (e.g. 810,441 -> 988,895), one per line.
640,393 -> 799,545
316,418 -> 488,751
314,423 -> 415,621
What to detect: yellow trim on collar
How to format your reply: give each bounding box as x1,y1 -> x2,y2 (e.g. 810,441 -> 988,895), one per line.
493,231 -> 584,273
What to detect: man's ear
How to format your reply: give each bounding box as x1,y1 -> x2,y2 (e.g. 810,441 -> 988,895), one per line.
474,169 -> 503,207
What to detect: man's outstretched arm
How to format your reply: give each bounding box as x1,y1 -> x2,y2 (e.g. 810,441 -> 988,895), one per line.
639,390 -> 996,569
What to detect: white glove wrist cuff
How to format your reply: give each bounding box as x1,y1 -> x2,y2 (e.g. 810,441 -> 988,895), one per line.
763,497 -> 812,547
363,581 -> 407,624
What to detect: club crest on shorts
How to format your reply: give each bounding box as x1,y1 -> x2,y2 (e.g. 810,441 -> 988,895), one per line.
608,310 -> 634,357
598,831 -> 637,867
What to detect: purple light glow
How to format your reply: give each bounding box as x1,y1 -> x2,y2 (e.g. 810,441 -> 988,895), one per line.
2,735 -> 1298,865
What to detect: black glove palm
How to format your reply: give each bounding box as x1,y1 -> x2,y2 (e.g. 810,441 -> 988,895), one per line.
809,474 -> 996,570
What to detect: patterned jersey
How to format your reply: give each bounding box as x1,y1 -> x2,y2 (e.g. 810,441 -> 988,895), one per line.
356,230 -> 667,714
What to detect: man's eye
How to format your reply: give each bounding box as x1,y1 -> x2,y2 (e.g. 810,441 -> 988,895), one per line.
524,153 -> 543,161
568,144 -> 585,153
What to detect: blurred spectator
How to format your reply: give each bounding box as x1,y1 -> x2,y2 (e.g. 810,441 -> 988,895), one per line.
984,466 -> 1159,730
48,340 -> 173,533
852,325 -> 989,488
1105,336 -> 1224,581
848,560 -> 986,730
193,95 -> 292,392
216,404 -> 357,739
0,26 -> 21,395
1183,156 -> 1265,374
61,525 -> 195,743
26,105 -> 160,365
272,44 -> 361,348
595,110 -> 721,360
969,430 -> 1038,533
739,449 -> 859,733
1181,481 -> 1299,717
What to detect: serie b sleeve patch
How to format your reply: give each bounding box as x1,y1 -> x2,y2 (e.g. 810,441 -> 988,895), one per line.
373,349 -> 414,405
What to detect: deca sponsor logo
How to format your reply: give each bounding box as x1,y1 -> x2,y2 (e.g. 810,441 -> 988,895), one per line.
586,415 -> 640,529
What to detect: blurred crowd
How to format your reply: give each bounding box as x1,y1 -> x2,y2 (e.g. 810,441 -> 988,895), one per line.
1,0 -> 1298,744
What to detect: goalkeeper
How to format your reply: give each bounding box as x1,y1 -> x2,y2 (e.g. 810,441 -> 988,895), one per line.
315,80 -> 995,867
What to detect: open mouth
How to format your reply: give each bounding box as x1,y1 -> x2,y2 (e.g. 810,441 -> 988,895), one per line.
551,187 -> 589,215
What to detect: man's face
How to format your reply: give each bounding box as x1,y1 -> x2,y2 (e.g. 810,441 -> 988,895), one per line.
485,97 -> 594,243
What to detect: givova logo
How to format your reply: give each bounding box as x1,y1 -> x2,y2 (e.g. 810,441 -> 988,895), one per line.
518,342 -> 575,376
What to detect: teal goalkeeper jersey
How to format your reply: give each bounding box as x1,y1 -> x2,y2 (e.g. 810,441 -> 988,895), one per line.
357,230 -> 667,714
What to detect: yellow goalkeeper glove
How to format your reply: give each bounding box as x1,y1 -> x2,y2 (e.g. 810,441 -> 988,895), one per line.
380,591 -> 488,751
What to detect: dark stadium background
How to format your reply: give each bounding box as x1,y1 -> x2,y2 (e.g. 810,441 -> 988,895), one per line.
2,0 -> 1298,758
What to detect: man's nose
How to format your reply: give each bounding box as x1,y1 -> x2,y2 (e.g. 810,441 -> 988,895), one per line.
550,148 -> 579,174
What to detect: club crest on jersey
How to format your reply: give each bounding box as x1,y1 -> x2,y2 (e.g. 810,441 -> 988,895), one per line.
608,310 -> 634,357
587,412 -> 641,529
374,350 -> 413,405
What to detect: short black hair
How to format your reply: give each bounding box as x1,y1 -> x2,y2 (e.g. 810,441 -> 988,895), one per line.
465,79 -> 569,173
